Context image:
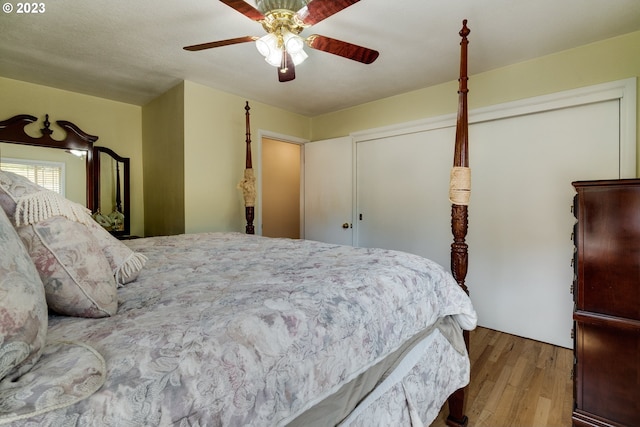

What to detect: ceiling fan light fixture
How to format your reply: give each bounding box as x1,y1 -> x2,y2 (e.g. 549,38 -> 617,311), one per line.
256,29 -> 308,68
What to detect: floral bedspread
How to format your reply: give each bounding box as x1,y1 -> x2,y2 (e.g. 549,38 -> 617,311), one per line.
17,232 -> 476,426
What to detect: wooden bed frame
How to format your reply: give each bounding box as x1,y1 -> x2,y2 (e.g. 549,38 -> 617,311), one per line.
0,114 -> 131,235
242,20 -> 473,426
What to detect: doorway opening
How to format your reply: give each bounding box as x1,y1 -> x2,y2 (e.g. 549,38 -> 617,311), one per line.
257,132 -> 307,238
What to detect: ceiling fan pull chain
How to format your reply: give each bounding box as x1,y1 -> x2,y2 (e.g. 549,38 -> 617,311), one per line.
280,50 -> 288,72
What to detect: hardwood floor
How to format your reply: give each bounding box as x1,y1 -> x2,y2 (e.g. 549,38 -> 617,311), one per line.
430,327 -> 574,427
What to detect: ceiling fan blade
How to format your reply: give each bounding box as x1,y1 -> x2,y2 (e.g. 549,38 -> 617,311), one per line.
298,0 -> 360,25
183,36 -> 257,51
278,52 -> 296,82
219,0 -> 265,21
307,35 -> 379,64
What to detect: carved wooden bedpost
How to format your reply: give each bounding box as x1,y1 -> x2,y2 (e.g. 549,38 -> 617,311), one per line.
240,101 -> 256,234
447,19 -> 471,427
451,20 -> 470,295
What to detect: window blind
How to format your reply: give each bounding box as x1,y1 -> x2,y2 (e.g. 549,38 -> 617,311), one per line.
1,160 -> 64,194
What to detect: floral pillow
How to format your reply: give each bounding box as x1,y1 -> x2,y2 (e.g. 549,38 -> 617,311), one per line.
17,216 -> 118,318
1,170 -> 118,317
1,169 -> 146,287
0,206 -> 48,382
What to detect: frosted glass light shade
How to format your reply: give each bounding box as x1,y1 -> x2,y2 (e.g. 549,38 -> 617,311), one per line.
265,50 -> 283,67
283,30 -> 304,54
256,33 -> 278,58
290,49 -> 308,65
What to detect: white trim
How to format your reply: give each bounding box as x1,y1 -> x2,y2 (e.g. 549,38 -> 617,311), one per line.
255,129 -> 309,237
350,136 -> 357,246
618,78 -> 637,178
351,78 -> 636,177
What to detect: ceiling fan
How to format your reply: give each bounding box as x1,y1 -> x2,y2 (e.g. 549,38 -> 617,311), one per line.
183,0 -> 379,82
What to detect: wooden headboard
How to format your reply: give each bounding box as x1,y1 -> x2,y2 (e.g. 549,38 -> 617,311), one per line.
0,114 -> 130,235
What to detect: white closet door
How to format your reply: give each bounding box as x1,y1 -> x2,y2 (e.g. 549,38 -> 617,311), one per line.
469,100 -> 619,348
304,137 -> 353,245
356,99 -> 622,348
356,128 -> 454,269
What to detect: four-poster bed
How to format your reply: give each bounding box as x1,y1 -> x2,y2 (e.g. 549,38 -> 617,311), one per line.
0,20 -> 474,427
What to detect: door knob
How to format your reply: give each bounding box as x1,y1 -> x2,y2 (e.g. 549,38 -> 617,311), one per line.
342,223 -> 350,229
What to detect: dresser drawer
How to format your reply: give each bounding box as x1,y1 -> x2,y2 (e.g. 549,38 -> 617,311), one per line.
576,185 -> 640,319
574,320 -> 640,426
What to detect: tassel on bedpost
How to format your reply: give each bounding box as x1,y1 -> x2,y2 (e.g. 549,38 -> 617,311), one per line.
447,19 -> 471,427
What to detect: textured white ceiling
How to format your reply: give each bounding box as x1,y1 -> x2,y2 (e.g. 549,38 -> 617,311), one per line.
0,0 -> 639,116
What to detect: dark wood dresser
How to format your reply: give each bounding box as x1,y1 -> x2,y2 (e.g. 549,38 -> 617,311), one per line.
572,179 -> 640,427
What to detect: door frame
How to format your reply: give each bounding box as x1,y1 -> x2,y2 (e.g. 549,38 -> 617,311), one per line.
255,129 -> 309,237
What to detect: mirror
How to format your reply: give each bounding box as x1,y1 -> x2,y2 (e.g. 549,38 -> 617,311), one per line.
0,114 -> 131,237
0,114 -> 97,208
0,142 -> 87,205
93,146 -> 130,236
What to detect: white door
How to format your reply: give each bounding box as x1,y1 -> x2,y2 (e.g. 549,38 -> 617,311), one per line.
304,137 -> 353,245
355,90 -> 629,348
356,128 -> 454,269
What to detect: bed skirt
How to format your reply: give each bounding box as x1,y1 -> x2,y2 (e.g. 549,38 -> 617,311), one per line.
287,316 -> 469,427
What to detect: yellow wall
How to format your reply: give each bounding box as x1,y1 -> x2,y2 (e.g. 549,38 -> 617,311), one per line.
0,76 -> 145,236
311,30 -> 640,172
182,81 -> 310,233
141,82 -> 185,236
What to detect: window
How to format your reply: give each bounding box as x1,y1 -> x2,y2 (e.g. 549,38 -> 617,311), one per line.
1,158 -> 65,195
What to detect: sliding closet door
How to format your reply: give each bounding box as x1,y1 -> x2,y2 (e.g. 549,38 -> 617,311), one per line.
468,100 -> 619,348
356,128 -> 454,269
356,95 -> 625,348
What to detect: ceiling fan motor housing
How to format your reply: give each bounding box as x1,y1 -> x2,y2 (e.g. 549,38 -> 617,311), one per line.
256,0 -> 310,14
